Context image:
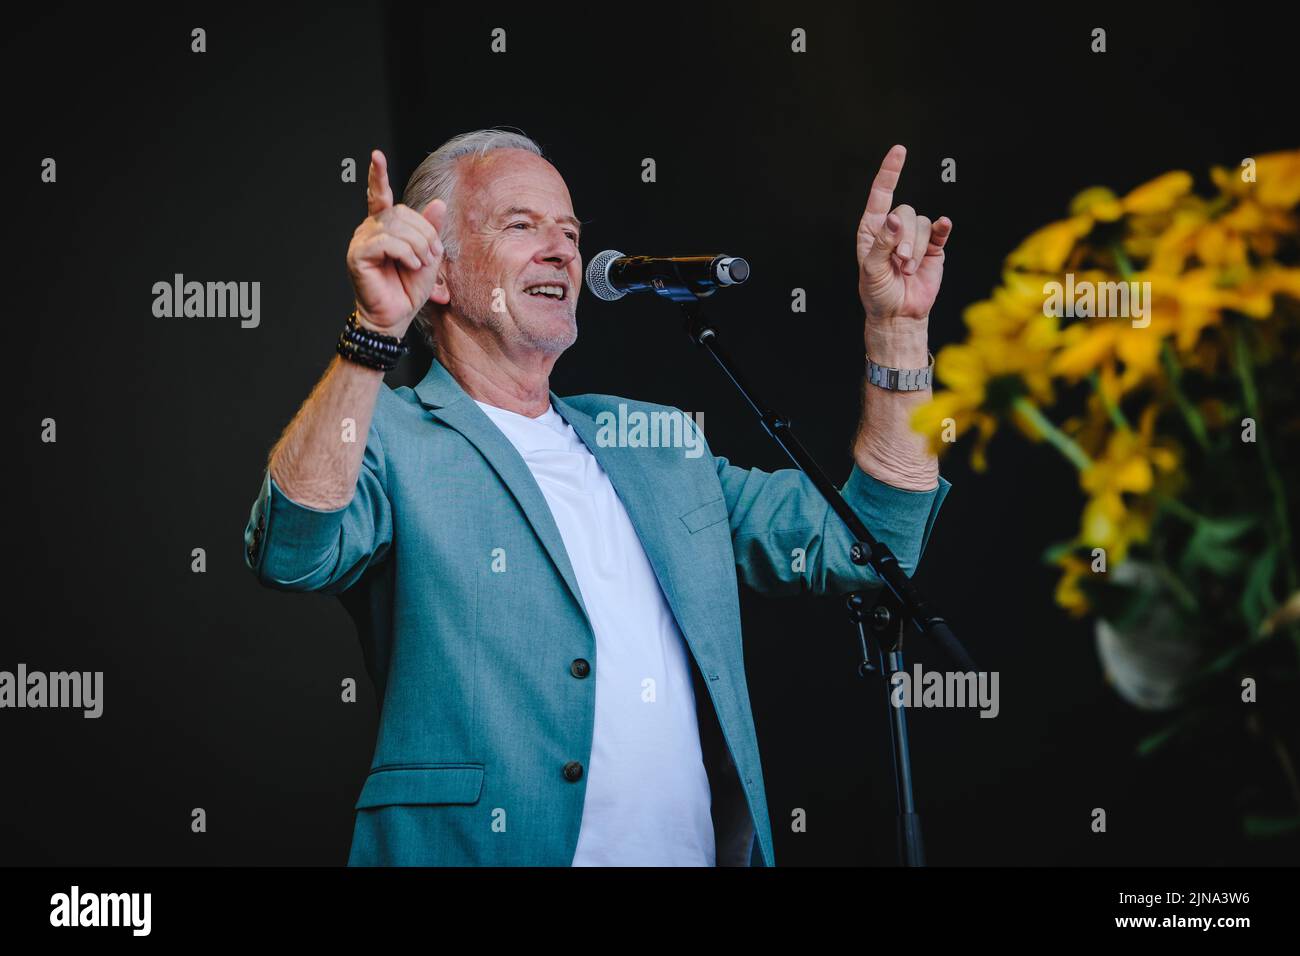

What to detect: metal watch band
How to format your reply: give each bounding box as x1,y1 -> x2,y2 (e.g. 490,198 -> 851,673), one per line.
865,350 -> 935,391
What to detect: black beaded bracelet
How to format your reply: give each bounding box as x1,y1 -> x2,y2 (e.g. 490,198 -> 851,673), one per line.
337,336 -> 402,371
336,338 -> 397,371
336,309 -> 409,371
341,326 -> 404,356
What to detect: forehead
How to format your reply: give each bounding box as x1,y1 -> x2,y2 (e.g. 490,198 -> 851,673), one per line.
459,149 -> 573,215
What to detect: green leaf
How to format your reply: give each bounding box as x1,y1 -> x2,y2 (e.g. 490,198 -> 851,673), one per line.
1240,544 -> 1281,637
1183,629 -> 1283,685
1178,514 -> 1259,578
1136,710 -> 1202,757
1041,539 -> 1080,565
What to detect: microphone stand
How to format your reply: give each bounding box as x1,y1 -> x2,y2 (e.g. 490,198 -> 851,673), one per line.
677,297 -> 975,868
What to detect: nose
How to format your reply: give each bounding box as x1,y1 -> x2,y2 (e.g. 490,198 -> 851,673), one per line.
535,220 -> 578,269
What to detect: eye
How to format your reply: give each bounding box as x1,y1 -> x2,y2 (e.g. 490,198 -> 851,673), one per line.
509,221 -> 530,230
566,232 -> 579,242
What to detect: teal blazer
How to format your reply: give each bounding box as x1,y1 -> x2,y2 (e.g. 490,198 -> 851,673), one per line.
243,357 -> 950,866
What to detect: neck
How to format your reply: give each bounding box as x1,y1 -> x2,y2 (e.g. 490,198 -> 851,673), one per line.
433,316 -> 556,417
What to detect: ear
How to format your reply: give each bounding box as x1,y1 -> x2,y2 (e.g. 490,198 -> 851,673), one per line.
427,262 -> 452,307
422,198 -> 448,233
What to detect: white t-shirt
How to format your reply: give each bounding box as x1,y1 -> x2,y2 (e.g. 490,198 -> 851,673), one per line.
474,399 -> 716,866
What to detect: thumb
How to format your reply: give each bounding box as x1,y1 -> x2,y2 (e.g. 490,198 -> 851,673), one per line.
862,212 -> 904,279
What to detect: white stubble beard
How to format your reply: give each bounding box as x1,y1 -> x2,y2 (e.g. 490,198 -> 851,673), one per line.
447,259 -> 578,355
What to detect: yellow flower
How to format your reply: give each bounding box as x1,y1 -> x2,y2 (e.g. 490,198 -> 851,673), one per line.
1070,186 -> 1124,222
1218,265 -> 1300,318
1053,554 -> 1092,617
1006,216 -> 1094,273
1211,149 -> 1300,209
1011,173 -> 1193,276
1255,151 -> 1300,208
1158,269 -> 1229,351
1133,197 -> 1211,265
909,350 -> 999,469
1052,323 -> 1122,380
1048,271 -> 1180,394
1079,493 -> 1153,565
1157,263 -> 1300,359
1076,407 -> 1179,563
1120,170 -> 1194,214
1083,407 -> 1180,491
1254,265 -> 1300,300
1192,221 -> 1249,268
1062,389 -> 1117,460
910,279 -> 1064,467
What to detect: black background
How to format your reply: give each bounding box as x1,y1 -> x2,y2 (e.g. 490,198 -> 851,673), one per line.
4,1 -> 1297,866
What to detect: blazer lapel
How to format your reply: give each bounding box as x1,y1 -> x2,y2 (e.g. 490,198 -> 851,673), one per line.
411,358 -> 592,625
412,358 -> 710,661
551,395 -> 696,646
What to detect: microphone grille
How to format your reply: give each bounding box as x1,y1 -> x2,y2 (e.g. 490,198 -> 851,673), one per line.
585,249 -> 626,302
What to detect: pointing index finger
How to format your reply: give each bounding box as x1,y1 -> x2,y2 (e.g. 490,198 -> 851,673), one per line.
367,149 -> 393,216
860,144 -> 906,235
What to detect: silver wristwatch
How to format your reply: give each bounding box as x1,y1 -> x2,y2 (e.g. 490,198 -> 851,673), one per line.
865,351 -> 935,391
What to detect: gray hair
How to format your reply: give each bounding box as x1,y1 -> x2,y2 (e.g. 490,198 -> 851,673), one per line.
400,128 -> 547,351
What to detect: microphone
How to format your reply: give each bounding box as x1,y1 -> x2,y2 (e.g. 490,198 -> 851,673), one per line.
585,250 -> 750,302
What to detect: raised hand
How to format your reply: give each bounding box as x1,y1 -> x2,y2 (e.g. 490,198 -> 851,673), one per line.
346,149 -> 450,335
856,144 -> 952,325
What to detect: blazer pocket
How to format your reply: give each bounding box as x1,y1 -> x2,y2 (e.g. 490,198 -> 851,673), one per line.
354,763 -> 485,809
679,496 -> 729,534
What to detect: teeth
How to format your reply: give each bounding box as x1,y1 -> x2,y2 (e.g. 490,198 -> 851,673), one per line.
525,284 -> 565,299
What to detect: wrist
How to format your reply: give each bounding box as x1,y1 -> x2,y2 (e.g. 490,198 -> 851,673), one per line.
353,302 -> 403,337
854,443 -> 940,491
865,314 -> 929,367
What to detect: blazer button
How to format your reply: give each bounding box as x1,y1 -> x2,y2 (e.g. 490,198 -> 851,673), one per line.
563,761 -> 584,782
570,658 -> 590,678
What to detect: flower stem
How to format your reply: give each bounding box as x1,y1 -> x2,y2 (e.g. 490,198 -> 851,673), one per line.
1154,492 -> 1206,526
1088,369 -> 1132,431
1112,241 -> 1208,449
1012,397 -> 1093,471
1152,552 -> 1201,613
1113,245 -> 1136,280
1233,319 -> 1298,596
1160,340 -> 1211,451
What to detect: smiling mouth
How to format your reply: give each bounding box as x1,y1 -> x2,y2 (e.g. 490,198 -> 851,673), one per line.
523,283 -> 569,302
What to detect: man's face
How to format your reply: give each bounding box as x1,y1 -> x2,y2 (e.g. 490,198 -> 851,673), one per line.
442,149 -> 582,356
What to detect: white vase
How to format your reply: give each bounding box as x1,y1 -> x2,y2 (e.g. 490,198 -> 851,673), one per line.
1094,615 -> 1202,711
1092,560 -> 1203,711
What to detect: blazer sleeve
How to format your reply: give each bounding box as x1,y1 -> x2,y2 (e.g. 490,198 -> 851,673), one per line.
242,421 -> 394,595
716,453 -> 951,597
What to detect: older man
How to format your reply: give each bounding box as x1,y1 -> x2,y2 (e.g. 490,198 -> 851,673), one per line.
243,128 -> 952,866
